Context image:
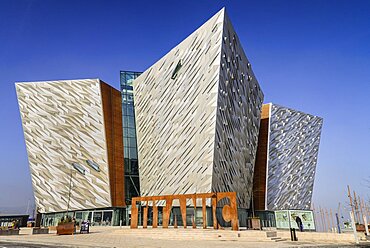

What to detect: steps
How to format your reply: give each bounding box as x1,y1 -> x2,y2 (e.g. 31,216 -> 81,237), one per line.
265,231 -> 286,242
112,228 -> 286,242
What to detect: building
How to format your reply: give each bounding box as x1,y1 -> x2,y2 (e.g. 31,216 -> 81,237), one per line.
133,8 -> 264,210
120,71 -> 142,205
14,8 -> 323,229
16,79 -> 125,226
253,103 -> 323,212
0,214 -> 29,228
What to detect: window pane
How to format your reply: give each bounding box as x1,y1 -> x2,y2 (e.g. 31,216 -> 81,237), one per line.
130,160 -> 138,174
127,109 -> 134,117
129,137 -> 136,147
124,146 -> 129,158
124,158 -> 130,173
93,211 -> 102,225
103,211 -> 112,225
128,116 -> 135,128
122,94 -> 127,103
127,93 -> 134,104
128,128 -> 136,137
127,105 -> 134,116
123,117 -> 128,128
130,147 -> 137,159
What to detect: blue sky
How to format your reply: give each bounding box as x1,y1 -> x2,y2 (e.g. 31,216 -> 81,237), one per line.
0,0 -> 369,216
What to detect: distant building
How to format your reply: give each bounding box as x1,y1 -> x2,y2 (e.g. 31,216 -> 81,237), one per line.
0,214 -> 29,228
253,103 -> 323,211
133,8 -> 264,209
16,79 -> 125,226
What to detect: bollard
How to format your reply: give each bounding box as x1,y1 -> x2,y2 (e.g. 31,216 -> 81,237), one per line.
290,228 -> 298,241
350,211 -> 359,244
336,213 -> 341,234
364,215 -> 369,236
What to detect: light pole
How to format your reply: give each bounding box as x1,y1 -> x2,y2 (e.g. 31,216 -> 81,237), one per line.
66,166 -> 73,217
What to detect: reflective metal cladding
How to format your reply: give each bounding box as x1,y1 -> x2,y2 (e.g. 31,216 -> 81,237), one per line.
16,79 -> 125,213
253,103 -> 323,211
133,8 -> 264,209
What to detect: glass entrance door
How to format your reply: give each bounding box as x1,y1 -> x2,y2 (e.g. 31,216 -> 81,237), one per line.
102,211 -> 113,226
92,211 -> 102,226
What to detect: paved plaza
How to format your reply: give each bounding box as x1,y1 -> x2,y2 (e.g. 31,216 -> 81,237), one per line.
0,227 -> 368,248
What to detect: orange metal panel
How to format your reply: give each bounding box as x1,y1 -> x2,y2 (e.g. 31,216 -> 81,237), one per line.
100,81 -> 125,207
153,203 -> 158,228
202,197 -> 207,229
253,105 -> 270,211
130,192 -> 238,231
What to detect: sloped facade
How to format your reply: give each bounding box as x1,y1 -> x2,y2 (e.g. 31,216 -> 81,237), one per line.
253,103 -> 323,210
133,9 -> 264,208
16,79 -> 124,213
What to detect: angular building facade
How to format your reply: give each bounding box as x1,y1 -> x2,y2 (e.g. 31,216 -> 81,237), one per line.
16,79 -> 125,222
133,8 -> 264,209
14,8 -> 324,229
253,103 -> 323,211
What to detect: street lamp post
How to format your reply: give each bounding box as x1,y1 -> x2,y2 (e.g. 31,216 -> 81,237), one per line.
66,166 -> 73,217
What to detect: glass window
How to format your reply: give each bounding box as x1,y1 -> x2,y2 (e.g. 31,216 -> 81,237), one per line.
93,211 -> 102,225
103,211 -> 113,226
129,137 -> 136,148
127,93 -> 134,103
124,146 -> 129,158
124,158 -> 130,173
171,60 -> 182,79
120,71 -> 142,203
128,116 -> 135,128
125,175 -> 140,200
130,147 -> 137,159
131,160 -> 138,174
122,94 -> 127,103
86,212 -> 92,222
128,128 -> 136,138
127,105 -> 134,116
123,117 -> 128,128
124,137 -> 128,146
132,176 -> 140,195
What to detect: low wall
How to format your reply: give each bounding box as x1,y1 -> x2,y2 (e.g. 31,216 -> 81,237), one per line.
0,229 -> 20,236
277,230 -> 364,243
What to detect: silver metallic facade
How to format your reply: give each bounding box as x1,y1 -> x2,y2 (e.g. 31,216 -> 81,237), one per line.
133,8 -> 263,208
16,79 -> 112,213
266,103 -> 323,210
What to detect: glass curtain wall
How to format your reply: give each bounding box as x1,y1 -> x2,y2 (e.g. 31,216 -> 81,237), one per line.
120,71 -> 142,206
41,208 -> 123,227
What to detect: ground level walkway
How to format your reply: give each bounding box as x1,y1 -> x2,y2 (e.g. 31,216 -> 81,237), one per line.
0,226 -> 368,248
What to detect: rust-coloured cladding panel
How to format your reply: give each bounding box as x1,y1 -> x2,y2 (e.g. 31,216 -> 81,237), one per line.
252,104 -> 270,210
130,192 -> 238,230
100,81 -> 125,207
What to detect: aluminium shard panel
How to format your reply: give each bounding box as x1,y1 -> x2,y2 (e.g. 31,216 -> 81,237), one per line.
16,79 -> 112,213
212,12 -> 264,209
133,8 -> 264,208
266,103 -> 323,210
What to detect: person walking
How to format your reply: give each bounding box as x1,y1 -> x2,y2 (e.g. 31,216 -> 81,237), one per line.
295,216 -> 304,232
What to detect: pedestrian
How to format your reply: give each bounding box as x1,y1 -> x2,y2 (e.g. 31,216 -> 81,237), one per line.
295,216 -> 303,232
14,220 -> 20,229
